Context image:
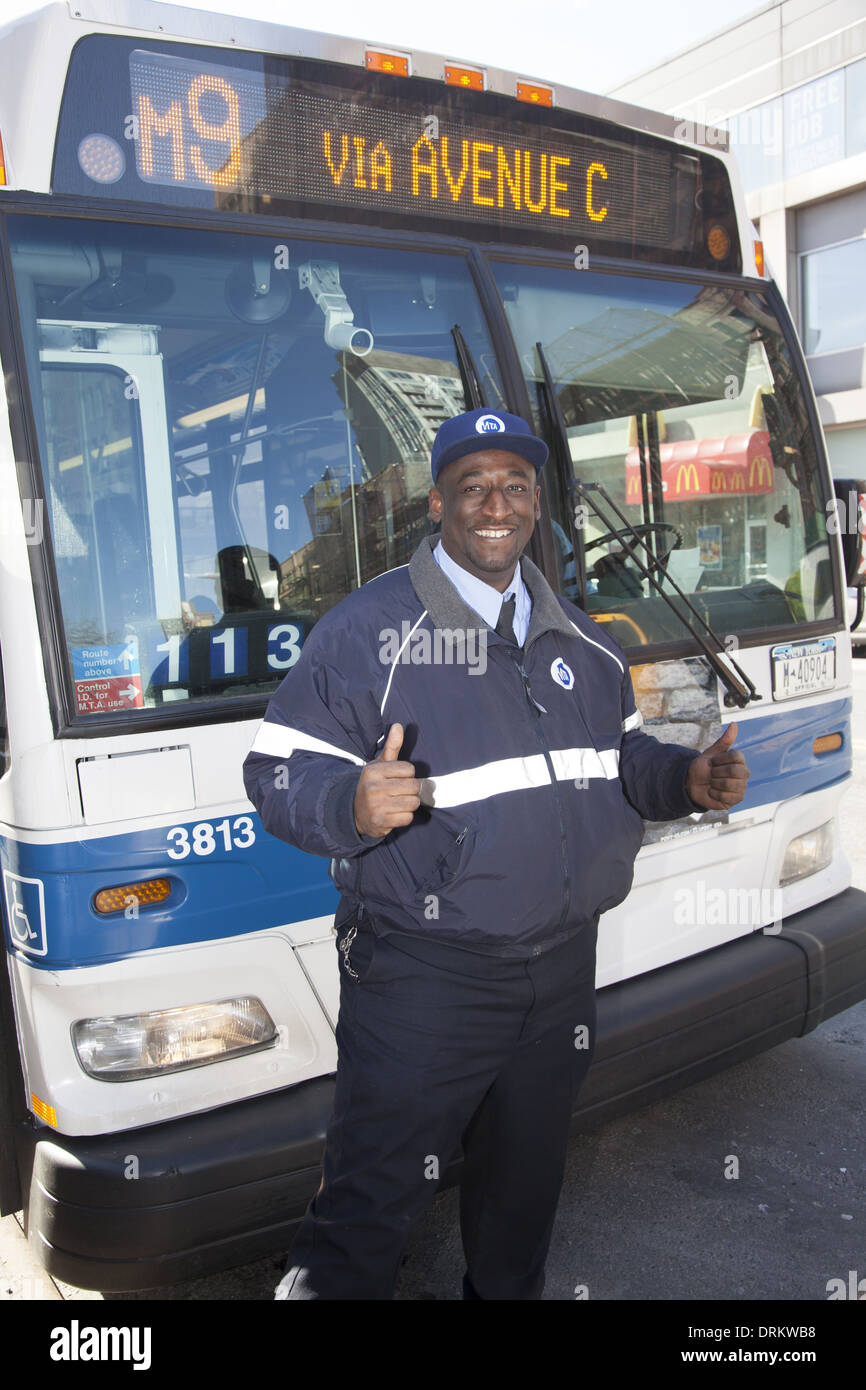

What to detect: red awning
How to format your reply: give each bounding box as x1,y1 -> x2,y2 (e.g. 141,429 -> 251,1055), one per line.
625,431 -> 774,501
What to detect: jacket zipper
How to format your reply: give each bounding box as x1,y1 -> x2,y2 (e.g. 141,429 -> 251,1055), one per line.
510,650 -> 571,945
339,924 -> 359,980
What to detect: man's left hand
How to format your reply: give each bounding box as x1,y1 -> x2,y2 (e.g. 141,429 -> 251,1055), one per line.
686,723 -> 750,811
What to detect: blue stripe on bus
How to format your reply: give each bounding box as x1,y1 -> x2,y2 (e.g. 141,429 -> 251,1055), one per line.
0,698 -> 851,969
1,816 -> 339,969
714,695 -> 851,806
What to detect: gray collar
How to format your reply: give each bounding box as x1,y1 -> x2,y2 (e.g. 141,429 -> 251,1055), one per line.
408,535 -> 577,649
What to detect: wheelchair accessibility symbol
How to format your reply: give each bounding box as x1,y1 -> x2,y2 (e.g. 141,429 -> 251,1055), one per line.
3,871 -> 47,956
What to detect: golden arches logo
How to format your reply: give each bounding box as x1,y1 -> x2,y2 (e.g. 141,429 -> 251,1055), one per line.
730,470 -> 746,491
749,454 -> 772,489
710,468 -> 728,494
675,463 -> 700,495
626,473 -> 642,502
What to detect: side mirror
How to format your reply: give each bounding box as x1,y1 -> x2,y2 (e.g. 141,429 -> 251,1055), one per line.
832,478 -> 866,587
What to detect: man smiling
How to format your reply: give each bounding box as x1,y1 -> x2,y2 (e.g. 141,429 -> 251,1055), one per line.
243,406 -> 749,1300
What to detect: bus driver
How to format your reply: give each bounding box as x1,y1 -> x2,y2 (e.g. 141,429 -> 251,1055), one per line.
243,406 -> 750,1300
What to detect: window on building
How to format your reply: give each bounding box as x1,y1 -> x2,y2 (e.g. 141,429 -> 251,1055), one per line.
728,58 -> 864,195
846,57 -> 866,158
728,99 -> 783,194
801,237 -> 866,356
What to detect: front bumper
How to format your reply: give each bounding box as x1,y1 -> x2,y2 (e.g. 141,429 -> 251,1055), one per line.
15,887 -> 866,1291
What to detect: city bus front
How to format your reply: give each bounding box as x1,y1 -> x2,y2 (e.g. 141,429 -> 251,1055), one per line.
0,1 -> 865,1292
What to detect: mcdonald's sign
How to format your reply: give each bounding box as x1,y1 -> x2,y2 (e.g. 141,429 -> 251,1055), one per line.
673,462 -> 700,496
626,473 -> 642,503
749,454 -> 772,490
710,468 -> 728,494
624,429 -> 774,500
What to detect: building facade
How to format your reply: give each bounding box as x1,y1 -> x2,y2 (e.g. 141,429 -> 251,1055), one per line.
608,0 -> 866,479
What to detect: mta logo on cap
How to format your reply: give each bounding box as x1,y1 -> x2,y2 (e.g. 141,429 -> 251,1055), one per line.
475,413 -> 506,435
431,406 -> 549,483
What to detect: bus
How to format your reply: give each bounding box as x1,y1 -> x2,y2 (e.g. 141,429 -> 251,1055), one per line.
0,0 -> 864,1292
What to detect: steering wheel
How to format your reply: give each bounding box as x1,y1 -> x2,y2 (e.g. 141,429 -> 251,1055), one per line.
584,521 -> 683,560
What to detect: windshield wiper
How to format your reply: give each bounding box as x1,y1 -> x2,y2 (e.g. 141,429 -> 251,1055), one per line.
451,324 -> 487,409
532,344 -> 758,708
536,343 -> 587,606
635,410 -> 666,582
574,478 -> 760,709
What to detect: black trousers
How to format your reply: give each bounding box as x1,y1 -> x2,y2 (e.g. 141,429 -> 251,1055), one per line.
276,914 -> 599,1300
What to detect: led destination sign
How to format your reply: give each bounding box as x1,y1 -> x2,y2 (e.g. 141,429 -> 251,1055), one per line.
53,37 -> 738,266
127,50 -> 689,246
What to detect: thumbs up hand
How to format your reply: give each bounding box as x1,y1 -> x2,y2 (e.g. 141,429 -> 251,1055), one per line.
353,723 -> 421,837
685,723 -> 750,811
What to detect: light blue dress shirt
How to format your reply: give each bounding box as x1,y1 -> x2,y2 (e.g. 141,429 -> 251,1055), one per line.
433,539 -> 532,646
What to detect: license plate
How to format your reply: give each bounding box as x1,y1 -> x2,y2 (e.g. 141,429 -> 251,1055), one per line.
771,638 -> 836,701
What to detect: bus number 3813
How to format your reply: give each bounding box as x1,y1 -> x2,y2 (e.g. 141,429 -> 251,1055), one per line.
166,816 -> 256,859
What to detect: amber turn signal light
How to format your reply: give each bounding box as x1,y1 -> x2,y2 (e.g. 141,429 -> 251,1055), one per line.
813,734 -> 842,755
93,878 -> 172,914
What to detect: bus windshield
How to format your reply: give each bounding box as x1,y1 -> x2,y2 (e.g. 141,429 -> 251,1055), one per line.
8,215 -> 501,718
493,262 -> 835,648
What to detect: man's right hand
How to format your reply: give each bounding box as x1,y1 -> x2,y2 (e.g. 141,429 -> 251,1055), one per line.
353,723 -> 421,838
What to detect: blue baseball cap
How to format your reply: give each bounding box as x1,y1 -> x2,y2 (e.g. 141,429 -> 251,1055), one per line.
431,407 -> 548,484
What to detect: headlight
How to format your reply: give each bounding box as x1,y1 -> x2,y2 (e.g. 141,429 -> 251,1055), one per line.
779,823 -> 833,887
72,997 -> 277,1082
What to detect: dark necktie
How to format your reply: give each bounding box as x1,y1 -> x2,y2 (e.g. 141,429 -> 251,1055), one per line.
495,594 -> 517,644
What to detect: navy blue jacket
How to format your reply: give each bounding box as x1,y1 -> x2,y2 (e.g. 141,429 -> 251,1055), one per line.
243,536 -> 701,957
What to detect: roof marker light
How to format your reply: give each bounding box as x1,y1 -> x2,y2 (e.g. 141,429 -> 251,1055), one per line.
445,64 -> 485,90
517,82 -> 554,107
366,49 -> 410,77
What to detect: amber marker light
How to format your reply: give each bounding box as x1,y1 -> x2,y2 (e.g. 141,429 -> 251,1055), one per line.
813,734 -> 842,755
445,64 -> 485,90
0,131 -> 6,185
77,132 -> 125,184
31,1093 -> 57,1126
517,82 -> 554,106
754,239 -> 765,276
707,224 -> 731,261
366,49 -> 410,76
93,878 -> 172,914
